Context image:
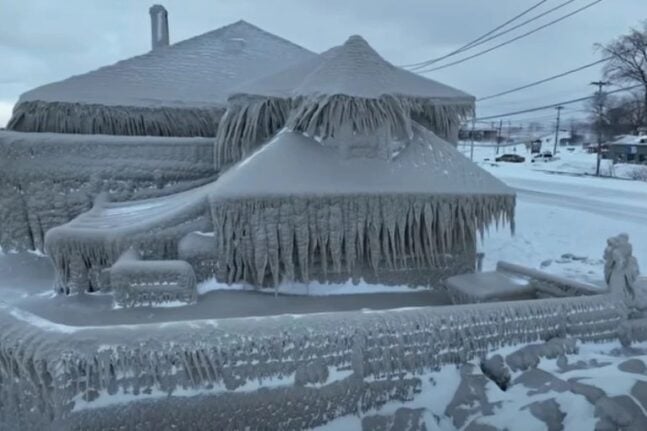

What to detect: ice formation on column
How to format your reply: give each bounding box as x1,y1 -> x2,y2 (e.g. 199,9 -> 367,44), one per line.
208,35 -> 515,287
605,233 -> 643,306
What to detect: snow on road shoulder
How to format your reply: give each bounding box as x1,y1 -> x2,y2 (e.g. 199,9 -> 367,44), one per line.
462,143 -> 647,285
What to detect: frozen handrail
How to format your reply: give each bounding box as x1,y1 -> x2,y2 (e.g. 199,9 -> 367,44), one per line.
496,261 -> 603,296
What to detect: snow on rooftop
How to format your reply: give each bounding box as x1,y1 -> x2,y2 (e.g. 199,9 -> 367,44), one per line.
610,134 -> 647,146
233,35 -> 474,103
19,20 -> 316,108
210,124 -> 513,199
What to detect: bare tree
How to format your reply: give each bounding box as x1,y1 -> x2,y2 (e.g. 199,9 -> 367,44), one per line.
607,91 -> 645,135
596,21 -> 647,126
587,90 -> 611,140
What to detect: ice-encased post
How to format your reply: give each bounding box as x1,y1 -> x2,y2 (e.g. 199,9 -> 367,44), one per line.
149,4 -> 170,51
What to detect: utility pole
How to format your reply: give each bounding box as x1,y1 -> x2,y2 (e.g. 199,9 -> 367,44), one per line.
591,81 -> 610,176
552,106 -> 563,155
496,119 -> 503,155
470,117 -> 476,161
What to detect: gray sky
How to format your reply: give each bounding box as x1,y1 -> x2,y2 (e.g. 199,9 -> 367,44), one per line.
1,0 -> 645,128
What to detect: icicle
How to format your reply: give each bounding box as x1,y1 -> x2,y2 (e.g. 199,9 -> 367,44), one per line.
209,193 -> 514,287
287,94 -> 414,145
8,100 -> 223,137
214,96 -> 291,169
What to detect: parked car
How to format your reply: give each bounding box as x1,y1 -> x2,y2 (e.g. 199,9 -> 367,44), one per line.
532,152 -> 554,162
495,154 -> 525,163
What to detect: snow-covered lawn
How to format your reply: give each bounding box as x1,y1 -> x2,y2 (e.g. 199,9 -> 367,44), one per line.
317,340 -> 647,431
462,143 -> 647,285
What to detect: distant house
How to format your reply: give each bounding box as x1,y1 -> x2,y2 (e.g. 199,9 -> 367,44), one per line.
607,135 -> 647,164
530,139 -> 542,153
459,126 -> 498,142
537,130 -> 571,150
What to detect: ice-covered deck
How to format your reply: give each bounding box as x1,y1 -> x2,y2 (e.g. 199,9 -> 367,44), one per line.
2,252 -> 453,326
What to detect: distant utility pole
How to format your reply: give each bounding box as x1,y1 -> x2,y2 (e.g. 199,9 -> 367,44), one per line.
552,106 -> 563,155
470,117 -> 476,161
591,80 -> 610,176
496,119 -> 503,155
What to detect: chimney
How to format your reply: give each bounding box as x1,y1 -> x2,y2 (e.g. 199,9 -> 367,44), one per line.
149,5 -> 169,51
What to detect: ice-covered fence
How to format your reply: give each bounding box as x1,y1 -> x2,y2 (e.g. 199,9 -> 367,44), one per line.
0,131 -> 216,251
0,292 -> 628,429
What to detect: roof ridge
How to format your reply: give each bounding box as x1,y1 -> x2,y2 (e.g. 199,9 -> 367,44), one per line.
168,19 -> 314,55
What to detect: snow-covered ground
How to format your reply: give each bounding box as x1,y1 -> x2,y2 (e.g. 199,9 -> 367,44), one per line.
317,340 -> 647,431
463,142 -> 647,286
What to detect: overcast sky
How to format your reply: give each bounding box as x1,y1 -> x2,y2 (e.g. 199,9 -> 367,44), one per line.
1,0 -> 645,128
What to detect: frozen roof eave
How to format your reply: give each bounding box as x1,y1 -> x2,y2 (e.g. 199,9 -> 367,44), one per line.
215,35 -> 475,168
8,20 -> 316,136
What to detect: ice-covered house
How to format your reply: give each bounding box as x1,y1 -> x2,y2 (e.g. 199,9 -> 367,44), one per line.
6,5 -> 315,137
44,35 -> 514,296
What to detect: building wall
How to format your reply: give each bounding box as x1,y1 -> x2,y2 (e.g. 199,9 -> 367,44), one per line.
608,144 -> 647,164
0,131 -> 217,251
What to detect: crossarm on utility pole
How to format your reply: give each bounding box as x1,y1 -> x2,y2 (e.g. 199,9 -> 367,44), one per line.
591,80 -> 610,176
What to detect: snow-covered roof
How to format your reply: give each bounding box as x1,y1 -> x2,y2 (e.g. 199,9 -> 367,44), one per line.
18,20 -> 316,108
211,124 -> 513,199
215,35 -> 474,165
232,35 -> 473,104
609,134 -> 647,146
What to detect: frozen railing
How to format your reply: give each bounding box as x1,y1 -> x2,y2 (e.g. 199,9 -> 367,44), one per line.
496,261 -> 604,297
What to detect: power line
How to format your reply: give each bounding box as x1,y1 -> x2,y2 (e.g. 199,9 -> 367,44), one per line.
416,0 -> 605,74
402,0 -> 550,69
477,57 -> 611,101
478,86 -> 597,108
436,0 -> 579,64
407,0 -> 579,71
473,84 -> 642,121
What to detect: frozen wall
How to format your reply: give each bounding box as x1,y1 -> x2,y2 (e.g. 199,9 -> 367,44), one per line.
0,131 -> 216,251
0,293 -> 628,429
